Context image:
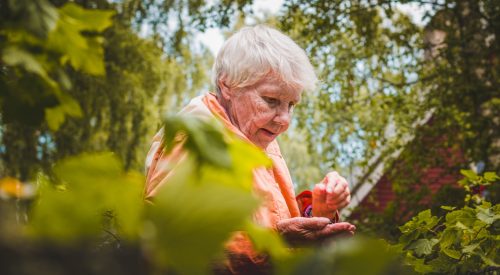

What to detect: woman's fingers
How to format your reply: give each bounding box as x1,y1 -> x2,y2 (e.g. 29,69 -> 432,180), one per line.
332,179 -> 346,196
312,183 -> 329,217
314,222 -> 356,239
326,184 -> 345,205
313,183 -> 326,203
300,217 -> 332,230
277,217 -> 330,233
331,190 -> 349,206
313,172 -> 352,216
323,173 -> 350,211
277,218 -> 356,246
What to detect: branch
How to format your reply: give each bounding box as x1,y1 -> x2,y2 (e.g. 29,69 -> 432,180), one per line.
457,224 -> 488,263
375,73 -> 438,88
103,229 -> 121,248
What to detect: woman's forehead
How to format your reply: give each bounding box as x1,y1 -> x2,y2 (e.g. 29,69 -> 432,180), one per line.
252,77 -> 302,101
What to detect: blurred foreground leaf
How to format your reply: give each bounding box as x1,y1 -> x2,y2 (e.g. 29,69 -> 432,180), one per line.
245,221 -> 311,275
162,116 -> 232,168
30,153 -> 144,242
294,236 -> 401,275
145,156 -> 258,274
146,119 -> 271,274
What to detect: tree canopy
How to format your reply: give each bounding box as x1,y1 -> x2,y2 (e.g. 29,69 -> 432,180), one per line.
0,0 -> 498,274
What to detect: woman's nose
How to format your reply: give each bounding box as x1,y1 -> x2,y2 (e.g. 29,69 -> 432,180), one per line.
273,107 -> 291,126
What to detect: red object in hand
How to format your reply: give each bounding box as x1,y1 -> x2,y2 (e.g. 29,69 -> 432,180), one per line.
296,189 -> 340,222
296,190 -> 312,217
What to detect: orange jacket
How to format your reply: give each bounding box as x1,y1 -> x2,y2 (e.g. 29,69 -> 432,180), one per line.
145,93 -> 301,223
145,93 -> 304,273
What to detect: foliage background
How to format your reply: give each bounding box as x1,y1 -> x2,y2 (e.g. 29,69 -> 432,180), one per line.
0,0 -> 498,274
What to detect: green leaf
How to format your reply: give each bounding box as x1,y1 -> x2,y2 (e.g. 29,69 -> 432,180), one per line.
441,206 -> 456,211
45,106 -> 65,131
30,153 -> 144,241
59,3 -> 114,32
144,119 -> 270,273
12,0 -> 59,38
162,116 -> 232,169
399,209 -> 440,247
245,221 -> 289,258
44,94 -> 82,130
298,237 -> 397,275
446,208 -> 476,228
476,207 -> 500,225
145,154 -> 261,275
405,254 -> 434,273
483,172 -> 499,182
460,169 -> 478,180
408,238 -> 439,257
455,221 -> 474,233
440,228 -> 458,248
228,137 -> 272,189
1,46 -> 52,83
46,3 -> 114,75
479,254 -> 500,267
427,254 -> 455,273
58,93 -> 82,117
462,243 -> 480,254
442,247 -> 461,260
244,222 -> 312,275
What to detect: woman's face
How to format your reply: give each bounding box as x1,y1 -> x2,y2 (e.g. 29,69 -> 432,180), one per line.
222,77 -> 302,148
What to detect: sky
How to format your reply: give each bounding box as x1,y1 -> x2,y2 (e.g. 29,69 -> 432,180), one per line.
196,0 -> 284,55
196,1 -> 431,56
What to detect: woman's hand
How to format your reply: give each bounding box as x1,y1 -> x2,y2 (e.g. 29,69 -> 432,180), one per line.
312,171 -> 351,219
276,217 -> 355,246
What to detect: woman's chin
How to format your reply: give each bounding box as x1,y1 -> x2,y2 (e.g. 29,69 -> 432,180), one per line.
251,130 -> 279,148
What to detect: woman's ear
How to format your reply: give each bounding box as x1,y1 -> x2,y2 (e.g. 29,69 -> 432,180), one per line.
218,78 -> 232,101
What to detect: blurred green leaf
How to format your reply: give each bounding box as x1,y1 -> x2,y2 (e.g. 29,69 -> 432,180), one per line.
462,243 -> 480,254
460,169 -> 478,181
146,155 -> 260,274
30,153 -> 144,241
144,121 -> 271,274
296,237 -> 398,275
162,116 -> 232,169
479,254 -> 500,267
408,238 -> 438,257
476,207 -> 499,225
2,47 -> 49,80
442,247 -> 461,260
440,228 -> 458,248
1,2 -> 113,130
405,254 -> 433,273
44,94 -> 82,130
483,172 -> 499,182
244,220 -> 289,258
47,3 -> 114,75
440,206 -> 456,211
244,221 -> 311,275
60,3 -> 114,32
7,0 -> 59,38
446,207 -> 476,228
45,106 -> 65,131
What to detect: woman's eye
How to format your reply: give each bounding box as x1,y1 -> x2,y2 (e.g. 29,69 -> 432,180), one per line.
263,97 -> 279,106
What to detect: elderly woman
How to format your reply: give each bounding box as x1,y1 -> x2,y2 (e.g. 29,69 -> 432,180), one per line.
145,25 -> 355,273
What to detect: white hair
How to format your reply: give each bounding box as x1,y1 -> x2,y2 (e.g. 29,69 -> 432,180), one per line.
212,25 -> 317,94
